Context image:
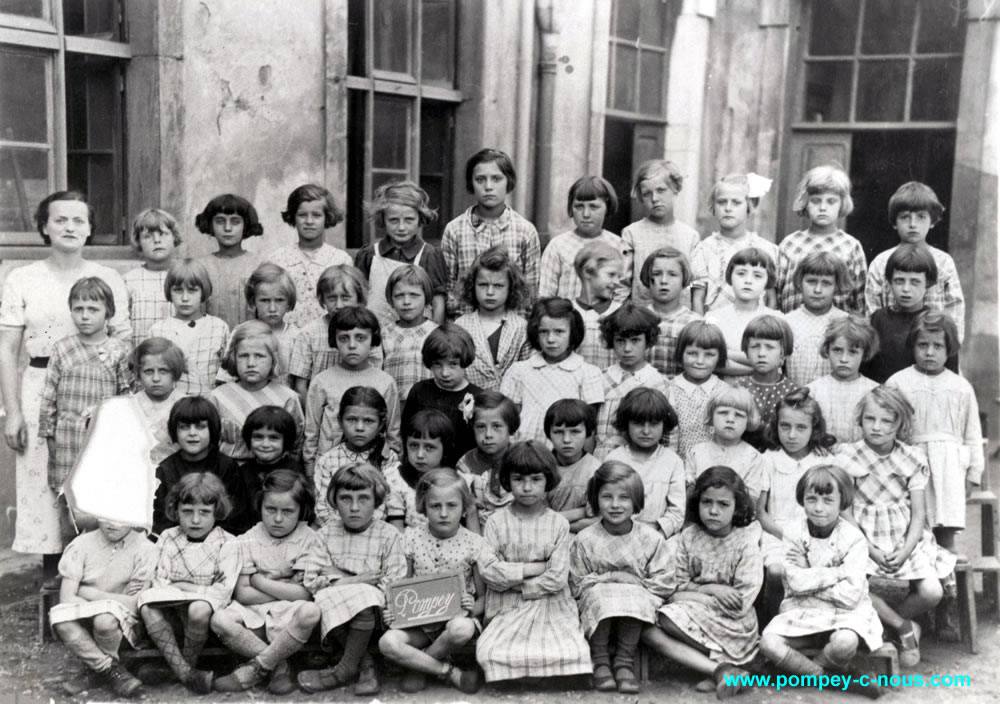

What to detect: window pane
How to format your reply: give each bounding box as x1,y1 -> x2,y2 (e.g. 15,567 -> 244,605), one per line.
0,50 -> 47,143
614,0 -> 639,41
861,0 -> 915,55
802,61 -> 852,122
639,50 -> 663,115
348,0 -> 366,76
372,95 -> 409,169
612,45 -> 637,112
0,148 -> 48,232
856,60 -> 907,121
419,101 -> 452,243
421,0 -> 454,85
63,0 -> 121,40
917,0 -> 965,54
68,152 -> 114,234
0,0 -> 42,18
639,0 -> 664,46
373,0 -> 411,74
808,0 -> 859,56
911,58 -> 962,121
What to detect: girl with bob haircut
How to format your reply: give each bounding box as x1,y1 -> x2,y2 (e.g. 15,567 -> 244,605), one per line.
819,314 -> 880,362
794,462 -> 854,510
586,459 -> 644,515
685,385 -> 765,500
130,336 -> 187,380
459,245 -> 529,314
791,250 -> 852,296
526,296 -> 586,351
130,336 -> 188,465
162,257 -> 213,302
195,194 -> 264,239
497,440 -> 559,493
163,470 -> 234,524
168,395 -> 222,446
673,319 -> 728,370
281,183 -> 344,228
130,207 -> 182,249
245,262 -> 298,316
240,405 -> 305,475
791,165 -> 855,219
684,465 -> 756,531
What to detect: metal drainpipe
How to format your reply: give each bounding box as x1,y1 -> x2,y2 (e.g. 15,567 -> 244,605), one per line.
533,0 -> 558,247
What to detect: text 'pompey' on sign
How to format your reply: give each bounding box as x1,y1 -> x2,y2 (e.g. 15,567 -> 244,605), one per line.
387,572 -> 465,629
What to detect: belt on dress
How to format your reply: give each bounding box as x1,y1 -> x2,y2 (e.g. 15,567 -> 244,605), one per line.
29,357 -> 50,368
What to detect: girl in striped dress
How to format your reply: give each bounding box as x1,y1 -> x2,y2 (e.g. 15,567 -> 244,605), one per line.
477,442 -> 593,682
299,463 -> 406,695
138,473 -> 241,693
569,461 -> 673,694
211,470 -> 324,693
211,320 -> 304,463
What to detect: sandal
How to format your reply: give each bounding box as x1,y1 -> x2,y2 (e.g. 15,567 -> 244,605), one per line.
592,664 -> 616,691
897,620 -> 921,667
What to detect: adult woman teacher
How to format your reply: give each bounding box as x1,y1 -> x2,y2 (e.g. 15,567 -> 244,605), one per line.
0,191 -> 132,584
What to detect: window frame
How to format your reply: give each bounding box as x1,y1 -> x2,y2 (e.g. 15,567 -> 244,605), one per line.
604,0 -> 673,123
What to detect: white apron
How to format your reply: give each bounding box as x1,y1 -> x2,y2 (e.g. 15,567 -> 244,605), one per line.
367,245 -> 428,328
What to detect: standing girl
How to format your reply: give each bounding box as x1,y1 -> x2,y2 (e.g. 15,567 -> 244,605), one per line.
642,467 -> 763,699
476,442 -> 593,682
738,314 -> 799,451
569,461 -> 674,693
130,337 -> 187,466
605,388 -> 686,538
380,265 -> 438,402
838,387 -> 955,667
667,320 -> 729,458
379,469 -> 486,694
211,470 -> 324,693
454,246 -> 531,391
300,463 -> 406,695
760,466 -> 882,698
642,248 -> 702,377
776,165 -> 867,315
385,409 -> 456,531
244,263 -> 300,386
138,473 -> 241,693
313,387 -> 399,528
194,194 -> 263,328
211,321 -> 304,463
500,297 -> 604,443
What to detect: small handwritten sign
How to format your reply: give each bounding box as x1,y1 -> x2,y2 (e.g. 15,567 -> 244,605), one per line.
387,572 -> 465,629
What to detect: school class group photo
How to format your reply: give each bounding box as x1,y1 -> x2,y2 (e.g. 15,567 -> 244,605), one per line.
0,146 -> 983,700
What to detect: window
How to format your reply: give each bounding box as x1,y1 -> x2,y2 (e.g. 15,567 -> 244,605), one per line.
605,0 -> 675,119
345,0 -> 459,247
0,0 -> 129,245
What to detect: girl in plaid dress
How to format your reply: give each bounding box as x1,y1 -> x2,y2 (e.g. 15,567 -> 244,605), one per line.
39,277 -> 134,503
454,246 -> 531,392
643,467 -> 763,699
243,263 -> 300,387
761,466 -> 882,698
838,387 -> 955,667
457,391 -> 518,530
783,252 -> 850,387
211,470 -> 324,693
50,520 -> 157,698
385,409 -> 457,531
667,320 -> 729,459
737,314 -> 799,451
300,463 -> 407,695
123,208 -> 181,348
500,297 -> 604,444
643,247 -> 703,378
138,473 -> 241,693
476,442 -> 593,682
569,461 -> 673,694
380,265 -> 438,402
380,469 -> 487,694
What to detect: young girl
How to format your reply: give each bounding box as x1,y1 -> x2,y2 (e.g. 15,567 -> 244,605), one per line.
195,193 -> 263,328
571,240 -> 625,370
690,174 -> 779,314
138,472 -> 241,693
539,175 -> 630,302
838,387 -> 956,667
784,252 -> 850,387
605,388 -> 686,539
622,159 -> 700,306
385,409 -> 456,531
49,520 -> 157,698
302,306 -> 400,474
777,165 -> 867,315
313,387 -> 400,528
642,247 -> 703,377
476,441 -> 593,682
738,314 -> 799,451
211,321 -> 305,463
642,467 -> 763,699
357,180 -> 447,326
806,316 -> 880,444
149,258 -> 230,393
569,461 -> 673,693
123,207 -> 182,348
271,184 -> 352,329
130,337 -> 187,466
760,466 -> 882,697
441,148 -> 540,318
545,399 -> 602,532
300,463 -> 406,695
457,391 -> 518,526
379,469 -> 486,694
380,265 -> 438,402
594,303 -> 668,458
245,262 -> 300,386
454,246 -> 531,391
39,277 -> 133,498
886,312 -> 983,548
685,386 -> 765,502
668,320 -> 729,458
500,297 -> 604,443
211,470 -> 324,693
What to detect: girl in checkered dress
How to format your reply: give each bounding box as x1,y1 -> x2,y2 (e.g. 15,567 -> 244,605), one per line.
476,442 -> 593,682
666,320 -> 729,459
379,469 -> 488,694
838,387 -> 955,667
299,463 -> 406,695
569,461 -> 673,694
123,208 -> 181,348
211,470 -> 324,693
138,472 -> 241,693
243,262 -> 300,387
379,265 -> 438,402
643,247 -> 703,378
